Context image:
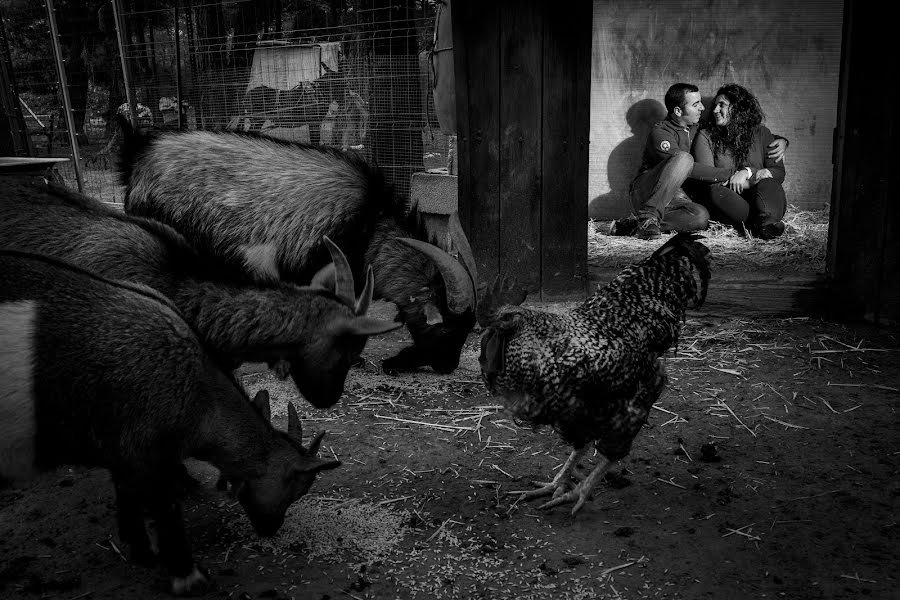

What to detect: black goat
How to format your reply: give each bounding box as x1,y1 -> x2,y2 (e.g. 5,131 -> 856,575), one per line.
117,123 -> 479,374
0,249 -> 340,595
0,177 -> 400,408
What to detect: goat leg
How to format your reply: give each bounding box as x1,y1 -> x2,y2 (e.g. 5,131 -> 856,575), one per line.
144,472 -> 210,596
382,345 -> 426,375
112,471 -> 156,565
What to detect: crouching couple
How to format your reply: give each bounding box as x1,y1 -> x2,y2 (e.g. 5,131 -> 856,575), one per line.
614,82 -> 789,241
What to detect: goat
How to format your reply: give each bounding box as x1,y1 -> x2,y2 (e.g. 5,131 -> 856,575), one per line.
0,177 -> 401,408
117,123 -> 479,374
0,249 -> 341,595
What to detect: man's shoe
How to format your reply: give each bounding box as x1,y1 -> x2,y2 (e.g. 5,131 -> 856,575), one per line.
610,215 -> 638,237
635,216 -> 661,240
757,221 -> 786,240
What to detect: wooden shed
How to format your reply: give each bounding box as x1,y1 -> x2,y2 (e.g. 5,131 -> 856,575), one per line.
451,0 -> 899,322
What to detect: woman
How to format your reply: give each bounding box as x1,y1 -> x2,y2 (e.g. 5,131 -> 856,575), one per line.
690,84 -> 787,239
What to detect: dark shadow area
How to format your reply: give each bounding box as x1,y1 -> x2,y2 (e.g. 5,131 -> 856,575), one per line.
589,98 -> 666,220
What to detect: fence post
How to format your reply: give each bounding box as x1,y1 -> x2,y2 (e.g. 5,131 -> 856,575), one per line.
44,0 -> 84,192
111,0 -> 138,129
174,2 -> 183,130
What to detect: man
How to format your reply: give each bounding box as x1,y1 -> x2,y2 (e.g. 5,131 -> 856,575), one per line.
616,83 -> 788,240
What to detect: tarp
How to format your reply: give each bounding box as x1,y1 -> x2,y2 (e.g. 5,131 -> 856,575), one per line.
246,42 -> 341,92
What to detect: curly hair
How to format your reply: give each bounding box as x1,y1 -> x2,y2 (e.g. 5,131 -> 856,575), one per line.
702,83 -> 765,167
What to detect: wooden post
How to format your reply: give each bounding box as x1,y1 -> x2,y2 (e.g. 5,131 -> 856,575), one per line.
827,0 -> 900,322
540,1 -> 591,298
112,0 -> 138,129
454,0 -> 590,299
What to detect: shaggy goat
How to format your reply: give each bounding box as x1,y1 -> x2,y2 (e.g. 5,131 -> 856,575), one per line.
0,249 -> 340,595
0,178 -> 400,408
118,123 -> 479,374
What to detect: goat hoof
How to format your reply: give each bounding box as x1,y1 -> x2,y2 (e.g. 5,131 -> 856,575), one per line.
380,359 -> 402,376
170,564 -> 210,596
128,544 -> 157,566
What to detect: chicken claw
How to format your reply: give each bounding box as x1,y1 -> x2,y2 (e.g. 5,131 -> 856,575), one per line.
506,446 -> 586,500
507,478 -> 572,500
539,454 -> 614,516
538,482 -> 594,515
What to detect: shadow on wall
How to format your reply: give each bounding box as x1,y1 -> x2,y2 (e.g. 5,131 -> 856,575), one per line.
589,98 -> 666,221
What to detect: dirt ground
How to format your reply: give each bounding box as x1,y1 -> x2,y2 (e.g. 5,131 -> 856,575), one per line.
1,305 -> 897,600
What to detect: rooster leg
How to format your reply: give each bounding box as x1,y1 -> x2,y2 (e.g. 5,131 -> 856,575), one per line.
506,446 -> 587,500
538,455 -> 615,516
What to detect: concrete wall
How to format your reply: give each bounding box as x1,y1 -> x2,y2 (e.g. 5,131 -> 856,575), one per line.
588,0 -> 844,219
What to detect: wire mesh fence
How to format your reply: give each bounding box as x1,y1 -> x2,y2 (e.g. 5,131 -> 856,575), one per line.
1,0 -> 450,204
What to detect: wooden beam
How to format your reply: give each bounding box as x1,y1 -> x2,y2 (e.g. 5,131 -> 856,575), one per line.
589,268 -> 828,318
827,1 -> 899,322
540,0 -> 591,299
453,0 -> 501,281
498,0 -> 542,291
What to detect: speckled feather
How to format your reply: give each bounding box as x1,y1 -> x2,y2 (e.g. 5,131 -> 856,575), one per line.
479,233 -> 710,460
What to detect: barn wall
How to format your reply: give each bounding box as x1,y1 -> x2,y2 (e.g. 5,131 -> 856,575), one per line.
588,0 -> 844,220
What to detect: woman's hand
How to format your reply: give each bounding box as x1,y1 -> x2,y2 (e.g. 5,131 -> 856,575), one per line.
724,169 -> 751,193
752,168 -> 773,184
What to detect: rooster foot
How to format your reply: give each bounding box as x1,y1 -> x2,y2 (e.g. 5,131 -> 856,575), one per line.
540,454 -> 615,516
538,481 -> 595,515
506,479 -> 573,501
506,446 -> 589,501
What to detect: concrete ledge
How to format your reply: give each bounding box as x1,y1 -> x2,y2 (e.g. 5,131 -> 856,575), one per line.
411,171 -> 457,215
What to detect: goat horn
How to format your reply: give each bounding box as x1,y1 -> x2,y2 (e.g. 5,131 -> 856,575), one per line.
354,265 -> 375,315
322,236 -> 355,303
448,212 -> 480,306
287,401 -> 303,443
307,431 -> 326,456
252,389 -> 272,424
397,237 -> 476,315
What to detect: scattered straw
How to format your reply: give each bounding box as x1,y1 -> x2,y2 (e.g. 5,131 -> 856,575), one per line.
655,477 -> 686,490
226,495 -> 410,562
827,382 -> 898,392
722,523 -> 762,541
715,399 -> 757,437
374,413 -> 475,432
763,416 -> 808,430
588,204 -> 828,274
839,573 -> 877,584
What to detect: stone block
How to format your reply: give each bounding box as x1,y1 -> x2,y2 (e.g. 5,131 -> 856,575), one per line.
411,171 -> 457,215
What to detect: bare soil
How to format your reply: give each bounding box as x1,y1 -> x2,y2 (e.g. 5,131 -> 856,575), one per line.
1,309 -> 897,600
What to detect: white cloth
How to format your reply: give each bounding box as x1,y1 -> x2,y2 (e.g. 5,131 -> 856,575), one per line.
247,42 -> 342,91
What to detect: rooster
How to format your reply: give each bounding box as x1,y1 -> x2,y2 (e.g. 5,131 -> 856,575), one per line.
477,233 -> 711,515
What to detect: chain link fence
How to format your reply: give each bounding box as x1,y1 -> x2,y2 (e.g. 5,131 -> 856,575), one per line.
1,0 -> 449,204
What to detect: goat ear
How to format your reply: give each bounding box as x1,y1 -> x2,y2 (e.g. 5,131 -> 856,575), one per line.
296,457 -> 342,475
252,390 -> 272,423
310,262 -> 335,290
354,265 -> 375,315
287,402 -> 303,442
331,316 -> 403,337
423,302 -> 444,325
